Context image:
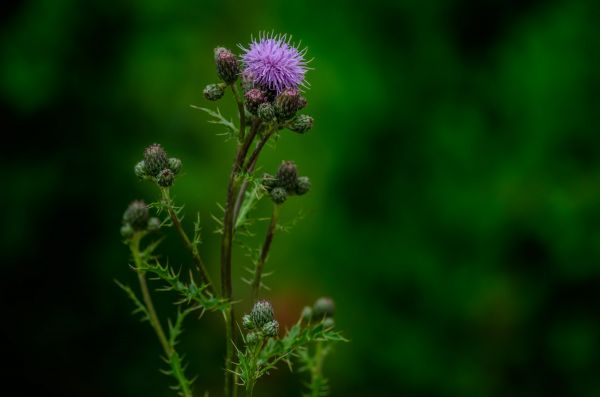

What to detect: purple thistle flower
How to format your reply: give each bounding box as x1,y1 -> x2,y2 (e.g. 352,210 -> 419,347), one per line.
240,33 -> 309,94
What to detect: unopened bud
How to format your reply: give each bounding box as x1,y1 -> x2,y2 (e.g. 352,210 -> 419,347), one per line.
246,331 -> 259,345
203,83 -> 226,101
257,102 -> 275,122
276,161 -> 298,191
123,200 -> 149,231
134,161 -> 147,179
214,47 -> 239,84
270,187 -> 287,204
250,300 -> 274,328
322,317 -> 335,328
261,173 -> 278,192
120,223 -> 134,238
295,176 -> 311,195
301,306 -> 313,322
313,297 -> 335,319
169,158 -> 182,174
262,320 -> 279,337
144,144 -> 169,177
244,88 -> 266,114
274,88 -> 301,120
242,314 -> 254,330
147,217 -> 161,232
289,114 -> 313,134
157,168 -> 175,188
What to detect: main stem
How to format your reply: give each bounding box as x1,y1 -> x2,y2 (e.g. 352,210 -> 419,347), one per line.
251,204 -> 279,300
221,85 -> 256,397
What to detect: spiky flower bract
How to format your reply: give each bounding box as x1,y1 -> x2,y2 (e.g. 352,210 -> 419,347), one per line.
240,33 -> 308,94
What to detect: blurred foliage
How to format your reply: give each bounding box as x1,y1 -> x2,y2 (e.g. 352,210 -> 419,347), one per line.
2,0 -> 600,396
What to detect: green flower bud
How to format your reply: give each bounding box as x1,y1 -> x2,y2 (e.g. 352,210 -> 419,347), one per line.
147,217 -> 161,232
262,320 -> 279,337
289,114 -> 313,134
261,173 -> 278,192
120,223 -> 134,239
214,47 -> 239,84
203,83 -> 226,101
123,200 -> 149,231
301,306 -> 313,323
246,331 -> 259,345
134,160 -> 147,179
169,157 -> 182,174
244,88 -> 267,114
276,161 -> 298,191
322,317 -> 335,329
295,176 -> 311,196
157,168 -> 175,188
250,300 -> 274,328
144,144 -> 169,177
270,187 -> 287,204
313,297 -> 335,319
242,314 -> 254,330
257,102 -> 275,122
274,88 -> 301,120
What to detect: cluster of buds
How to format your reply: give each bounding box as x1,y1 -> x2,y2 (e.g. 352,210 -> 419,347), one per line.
134,144 -> 182,188
242,300 -> 280,344
301,297 -> 335,328
120,200 -> 160,238
262,161 -> 311,204
202,46 -> 313,133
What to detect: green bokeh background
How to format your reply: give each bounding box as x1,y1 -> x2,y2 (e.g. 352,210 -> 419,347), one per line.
3,0 -> 600,396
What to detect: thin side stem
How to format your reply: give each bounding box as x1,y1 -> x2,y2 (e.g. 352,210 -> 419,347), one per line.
131,235 -> 170,356
251,204 -> 280,300
231,83 -> 246,141
161,188 -> 214,293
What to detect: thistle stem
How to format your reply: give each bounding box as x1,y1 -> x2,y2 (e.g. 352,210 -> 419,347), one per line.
161,188 -> 214,293
130,235 -> 170,356
221,114 -> 262,397
251,204 -> 280,300
231,84 -> 246,141
233,130 -> 275,223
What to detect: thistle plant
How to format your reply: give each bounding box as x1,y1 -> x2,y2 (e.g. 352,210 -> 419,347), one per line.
117,33 -> 346,397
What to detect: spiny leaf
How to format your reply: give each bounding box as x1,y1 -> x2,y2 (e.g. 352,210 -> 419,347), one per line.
191,105 -> 238,138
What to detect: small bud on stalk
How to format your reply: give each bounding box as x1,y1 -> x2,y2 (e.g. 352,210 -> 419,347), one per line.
214,47 -> 239,84
168,158 -> 182,174
277,161 -> 298,191
147,217 -> 161,232
242,314 -> 254,330
134,161 -> 147,179
157,168 -> 175,188
313,297 -> 335,319
289,114 -> 313,134
144,144 -> 169,177
262,320 -> 279,337
261,173 -> 278,192
244,88 -> 267,114
295,176 -> 311,195
203,83 -> 226,101
123,200 -> 149,231
257,102 -> 275,122
274,88 -> 301,120
270,187 -> 287,204
250,300 -> 275,328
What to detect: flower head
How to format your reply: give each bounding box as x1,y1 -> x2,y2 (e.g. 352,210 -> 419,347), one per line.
240,33 -> 309,94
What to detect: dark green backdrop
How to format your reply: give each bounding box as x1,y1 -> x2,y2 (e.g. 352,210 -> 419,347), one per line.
2,0 -> 600,396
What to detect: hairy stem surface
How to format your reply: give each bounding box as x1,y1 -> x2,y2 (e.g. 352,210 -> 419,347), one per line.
161,188 -> 214,293
251,204 -> 280,300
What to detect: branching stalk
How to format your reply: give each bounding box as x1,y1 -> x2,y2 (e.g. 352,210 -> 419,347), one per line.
161,188 -> 214,293
251,204 -> 280,300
